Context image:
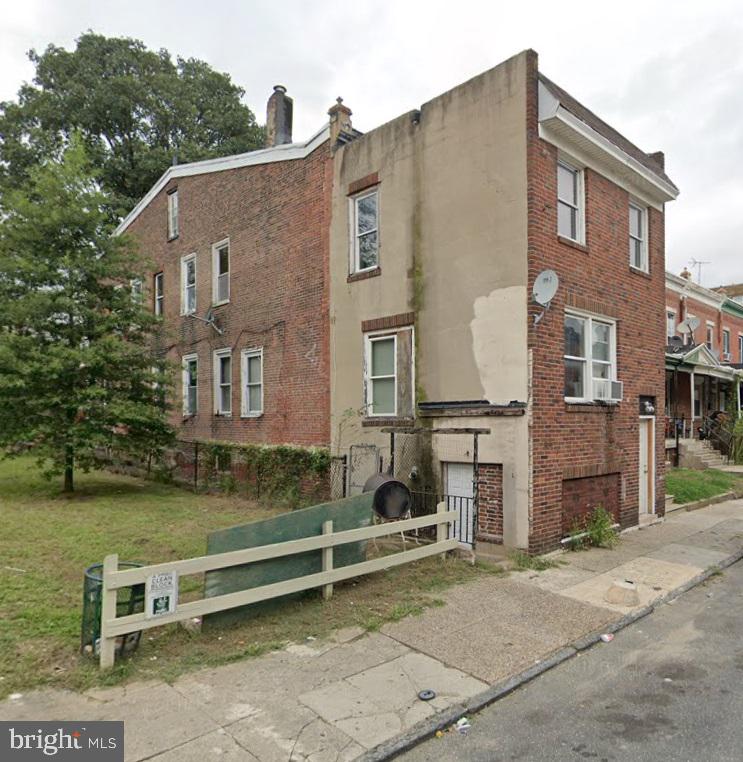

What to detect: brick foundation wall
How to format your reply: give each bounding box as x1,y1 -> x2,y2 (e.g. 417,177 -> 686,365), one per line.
526,52 -> 667,553
477,463 -> 503,541
561,473 -> 620,535
127,143 -> 332,448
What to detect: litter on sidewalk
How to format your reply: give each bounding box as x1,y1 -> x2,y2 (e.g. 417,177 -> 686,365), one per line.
600,633 -> 614,643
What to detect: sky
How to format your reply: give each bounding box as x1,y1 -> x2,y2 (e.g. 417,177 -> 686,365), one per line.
1,0 -> 742,287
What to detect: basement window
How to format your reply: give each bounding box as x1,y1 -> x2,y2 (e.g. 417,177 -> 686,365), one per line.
351,189 -> 379,273
564,311 -> 617,402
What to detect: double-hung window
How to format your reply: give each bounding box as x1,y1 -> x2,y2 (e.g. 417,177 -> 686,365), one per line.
182,354 -> 198,416
213,349 -> 232,415
564,312 -> 617,402
181,254 -> 196,315
154,272 -> 164,316
706,323 -> 714,351
723,329 -> 731,358
666,310 -> 676,343
167,190 -> 179,239
130,279 -> 142,303
366,335 -> 397,416
629,202 -> 648,271
212,239 -> 230,305
351,189 -> 379,272
739,335 -> 743,363
241,348 -> 263,417
557,160 -> 584,243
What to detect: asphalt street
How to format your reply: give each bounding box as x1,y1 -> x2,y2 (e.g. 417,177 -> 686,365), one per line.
399,559 -> 743,761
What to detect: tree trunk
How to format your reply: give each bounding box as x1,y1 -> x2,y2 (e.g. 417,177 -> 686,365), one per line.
63,447 -> 74,493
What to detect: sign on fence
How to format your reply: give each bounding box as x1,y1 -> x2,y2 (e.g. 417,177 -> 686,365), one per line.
145,571 -> 178,619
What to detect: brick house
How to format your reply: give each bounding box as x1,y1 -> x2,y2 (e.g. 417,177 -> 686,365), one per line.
329,50 -> 679,552
664,269 -> 743,451
116,87 -> 339,450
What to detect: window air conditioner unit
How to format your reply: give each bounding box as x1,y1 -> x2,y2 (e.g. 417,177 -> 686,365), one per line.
723,352 -> 732,362
609,380 -> 623,402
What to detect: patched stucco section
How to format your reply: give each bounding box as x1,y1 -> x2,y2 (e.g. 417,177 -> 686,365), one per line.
471,285 -> 529,404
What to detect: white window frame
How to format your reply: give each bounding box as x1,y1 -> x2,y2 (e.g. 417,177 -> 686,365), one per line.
739,334 -> 743,363
706,322 -> 715,351
629,201 -> 648,272
241,347 -> 264,418
686,314 -> 698,345
557,158 -> 585,244
213,348 -> 232,416
564,309 -> 618,403
365,333 -> 398,417
666,309 -> 676,343
130,278 -> 143,303
167,189 -> 179,239
211,238 -> 230,306
180,253 -> 197,315
723,329 -> 731,357
349,188 -> 379,274
182,353 -> 198,416
154,272 -> 164,316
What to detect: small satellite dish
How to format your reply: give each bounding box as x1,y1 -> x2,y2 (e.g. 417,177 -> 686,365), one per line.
687,316 -> 701,331
676,320 -> 690,335
533,270 -> 559,307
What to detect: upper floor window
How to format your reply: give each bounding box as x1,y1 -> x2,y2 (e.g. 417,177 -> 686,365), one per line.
739,335 -> 743,363
167,189 -> 179,239
557,160 -> 584,243
182,354 -> 198,416
666,310 -> 676,343
130,279 -> 142,303
351,189 -> 379,272
629,202 -> 648,272
154,272 -> 164,316
564,311 -> 617,402
363,327 -> 414,418
213,348 -> 232,416
723,329 -> 731,358
241,347 -> 263,417
212,240 -> 230,305
181,254 -> 196,315
706,323 -> 714,351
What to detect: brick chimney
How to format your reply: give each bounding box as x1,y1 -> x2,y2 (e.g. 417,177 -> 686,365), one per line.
328,97 -> 353,148
265,85 -> 293,147
648,150 -> 665,169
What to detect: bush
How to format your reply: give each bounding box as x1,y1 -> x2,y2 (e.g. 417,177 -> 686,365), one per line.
566,505 -> 618,551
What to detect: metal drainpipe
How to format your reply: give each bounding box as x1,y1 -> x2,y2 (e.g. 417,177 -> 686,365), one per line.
472,432 -> 479,554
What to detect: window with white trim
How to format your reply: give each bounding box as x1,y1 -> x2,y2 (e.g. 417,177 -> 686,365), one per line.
564,312 -> 617,402
666,310 -> 676,343
167,190 -> 179,239
351,189 -> 379,272
739,334 -> 743,362
213,349 -> 232,415
182,354 -> 198,416
557,160 -> 584,243
212,240 -> 230,305
629,202 -> 648,272
241,348 -> 263,416
723,329 -> 730,357
154,272 -> 164,316
706,323 -> 714,351
130,279 -> 142,303
366,335 -> 397,416
181,254 -> 196,315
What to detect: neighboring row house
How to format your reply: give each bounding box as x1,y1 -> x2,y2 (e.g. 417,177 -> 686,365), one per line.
665,269 -> 743,444
122,50 -> 680,553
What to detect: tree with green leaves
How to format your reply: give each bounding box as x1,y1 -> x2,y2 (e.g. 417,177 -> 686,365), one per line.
0,137 -> 174,492
0,32 -> 265,218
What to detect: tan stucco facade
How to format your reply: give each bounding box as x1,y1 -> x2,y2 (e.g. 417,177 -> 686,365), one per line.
329,51 -> 531,547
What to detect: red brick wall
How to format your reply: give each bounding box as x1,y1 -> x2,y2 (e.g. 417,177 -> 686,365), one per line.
562,473 -> 620,535
526,52 -> 667,553
477,463 -> 503,541
126,144 -> 332,447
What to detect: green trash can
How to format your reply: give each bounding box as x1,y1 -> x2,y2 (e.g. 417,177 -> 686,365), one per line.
81,562 -> 145,658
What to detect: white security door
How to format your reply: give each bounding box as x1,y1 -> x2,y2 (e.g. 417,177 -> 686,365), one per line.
445,463 -> 474,545
638,419 -> 655,514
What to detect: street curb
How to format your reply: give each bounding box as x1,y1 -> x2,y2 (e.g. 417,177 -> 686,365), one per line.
678,490 -> 743,513
358,547 -> 743,761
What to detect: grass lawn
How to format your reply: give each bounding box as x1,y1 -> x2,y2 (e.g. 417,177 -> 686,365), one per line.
665,468 -> 743,505
0,457 -> 501,698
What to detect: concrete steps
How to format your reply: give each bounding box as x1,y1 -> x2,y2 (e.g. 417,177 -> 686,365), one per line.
678,438 -> 728,470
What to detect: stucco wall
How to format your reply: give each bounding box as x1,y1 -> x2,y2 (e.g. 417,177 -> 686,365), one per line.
329,52 -> 531,546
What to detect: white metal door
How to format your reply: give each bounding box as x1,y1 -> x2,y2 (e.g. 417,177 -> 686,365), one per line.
446,463 -> 474,545
638,419 -> 654,514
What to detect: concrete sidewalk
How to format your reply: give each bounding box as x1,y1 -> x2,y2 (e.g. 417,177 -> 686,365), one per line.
2,498 -> 743,761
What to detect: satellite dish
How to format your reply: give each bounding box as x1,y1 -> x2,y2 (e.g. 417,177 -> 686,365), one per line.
687,316 -> 701,331
676,320 -> 690,335
533,270 -> 559,307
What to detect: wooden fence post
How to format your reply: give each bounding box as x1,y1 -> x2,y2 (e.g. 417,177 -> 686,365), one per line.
322,520 -> 334,600
99,553 -> 118,669
436,501 -> 448,546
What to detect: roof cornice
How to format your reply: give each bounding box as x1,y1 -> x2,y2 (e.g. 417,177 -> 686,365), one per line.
114,125 -> 330,236
666,271 -> 725,310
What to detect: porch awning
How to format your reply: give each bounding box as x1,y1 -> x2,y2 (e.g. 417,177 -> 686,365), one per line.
665,343 -> 742,381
